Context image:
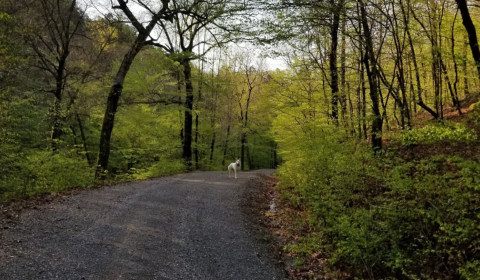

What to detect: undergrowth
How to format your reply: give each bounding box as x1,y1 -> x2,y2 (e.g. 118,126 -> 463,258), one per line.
274,120 -> 480,279
0,149 -> 185,203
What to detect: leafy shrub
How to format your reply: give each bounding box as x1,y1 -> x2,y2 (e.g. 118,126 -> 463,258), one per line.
115,157 -> 186,181
276,125 -> 480,279
397,121 -> 477,146
0,150 -> 94,201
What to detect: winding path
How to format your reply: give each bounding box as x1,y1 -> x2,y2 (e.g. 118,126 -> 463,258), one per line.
0,170 -> 287,280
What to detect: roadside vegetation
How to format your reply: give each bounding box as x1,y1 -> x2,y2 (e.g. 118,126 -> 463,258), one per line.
271,104 -> 480,279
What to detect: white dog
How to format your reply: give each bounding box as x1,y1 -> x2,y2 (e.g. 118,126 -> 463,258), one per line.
228,158 -> 241,178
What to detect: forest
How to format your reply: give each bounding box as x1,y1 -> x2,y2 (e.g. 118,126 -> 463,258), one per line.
1,0 -> 480,278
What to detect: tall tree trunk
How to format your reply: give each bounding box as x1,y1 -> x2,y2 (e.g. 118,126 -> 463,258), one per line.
360,0 -> 382,151
348,83 -> 355,135
222,124 -> 230,167
246,142 -> 252,170
463,34 -> 470,95
340,9 -> 348,127
194,112 -> 199,170
433,47 -> 441,114
209,130 -> 216,164
456,0 -> 480,79
95,0 -> 169,178
96,38 -> 145,178
76,114 -> 93,166
356,78 -> 362,138
241,133 -> 246,171
329,0 -> 341,124
408,59 -> 417,114
391,2 -> 411,129
441,60 -> 461,112
51,54 -> 68,150
398,71 -> 412,129
51,98 -> 62,150
361,58 -> 367,140
402,0 -> 439,119
451,10 -> 461,113
182,61 -> 194,170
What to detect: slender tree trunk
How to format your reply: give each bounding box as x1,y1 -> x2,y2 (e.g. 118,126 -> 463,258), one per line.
241,133 -> 246,171
51,98 -> 62,150
51,54 -> 68,150
76,114 -> 93,166
357,80 -> 362,139
209,131 -> 216,163
95,0 -> 169,178
96,38 -> 145,178
246,141 -> 252,170
408,59 -> 417,114
441,60 -> 461,112
451,10 -> 461,113
340,5 -> 347,126
361,59 -> 367,140
456,0 -> 480,79
222,125 -> 230,167
195,66 -> 204,170
463,34 -> 470,95
402,0 -> 439,119
392,3 -> 411,129
433,47 -> 441,114
398,71 -> 411,129
348,83 -> 355,135
360,0 -> 382,151
329,0 -> 341,124
194,112 -> 199,169
182,61 -> 194,170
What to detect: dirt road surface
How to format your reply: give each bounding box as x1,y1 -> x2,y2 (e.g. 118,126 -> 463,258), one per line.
0,170 -> 287,280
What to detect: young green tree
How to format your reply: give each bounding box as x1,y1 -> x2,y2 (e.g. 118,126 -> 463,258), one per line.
14,0 -> 87,149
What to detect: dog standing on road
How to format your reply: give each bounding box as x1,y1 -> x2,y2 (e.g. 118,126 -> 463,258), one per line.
228,158 -> 241,179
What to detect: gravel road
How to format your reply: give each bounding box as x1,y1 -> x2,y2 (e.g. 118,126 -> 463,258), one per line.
0,170 -> 288,280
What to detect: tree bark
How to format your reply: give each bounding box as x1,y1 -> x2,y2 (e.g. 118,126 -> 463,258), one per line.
194,112 -> 199,170
51,98 -> 62,150
463,34 -> 470,95
340,9 -> 348,127
96,38 -> 146,178
182,61 -> 194,170
209,131 -> 216,164
95,0 -> 170,178
359,0 -> 382,151
361,57 -> 367,140
222,124 -> 230,167
401,0 -> 439,119
76,114 -> 93,166
240,132 -> 246,171
329,0 -> 341,124
456,0 -> 480,79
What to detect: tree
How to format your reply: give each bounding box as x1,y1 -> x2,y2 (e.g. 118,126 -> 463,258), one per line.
358,0 -> 382,151
455,0 -> 480,79
96,0 -> 177,178
16,0 -> 87,149
153,0 -> 249,169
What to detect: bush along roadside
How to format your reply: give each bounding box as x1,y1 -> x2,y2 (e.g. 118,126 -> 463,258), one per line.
274,129 -> 480,279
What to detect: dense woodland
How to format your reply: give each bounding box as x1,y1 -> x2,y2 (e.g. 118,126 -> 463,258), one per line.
1,0 -> 480,278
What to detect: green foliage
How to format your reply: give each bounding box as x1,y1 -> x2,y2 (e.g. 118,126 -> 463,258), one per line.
276,122 -> 480,279
0,150 -> 94,201
396,121 -> 477,146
